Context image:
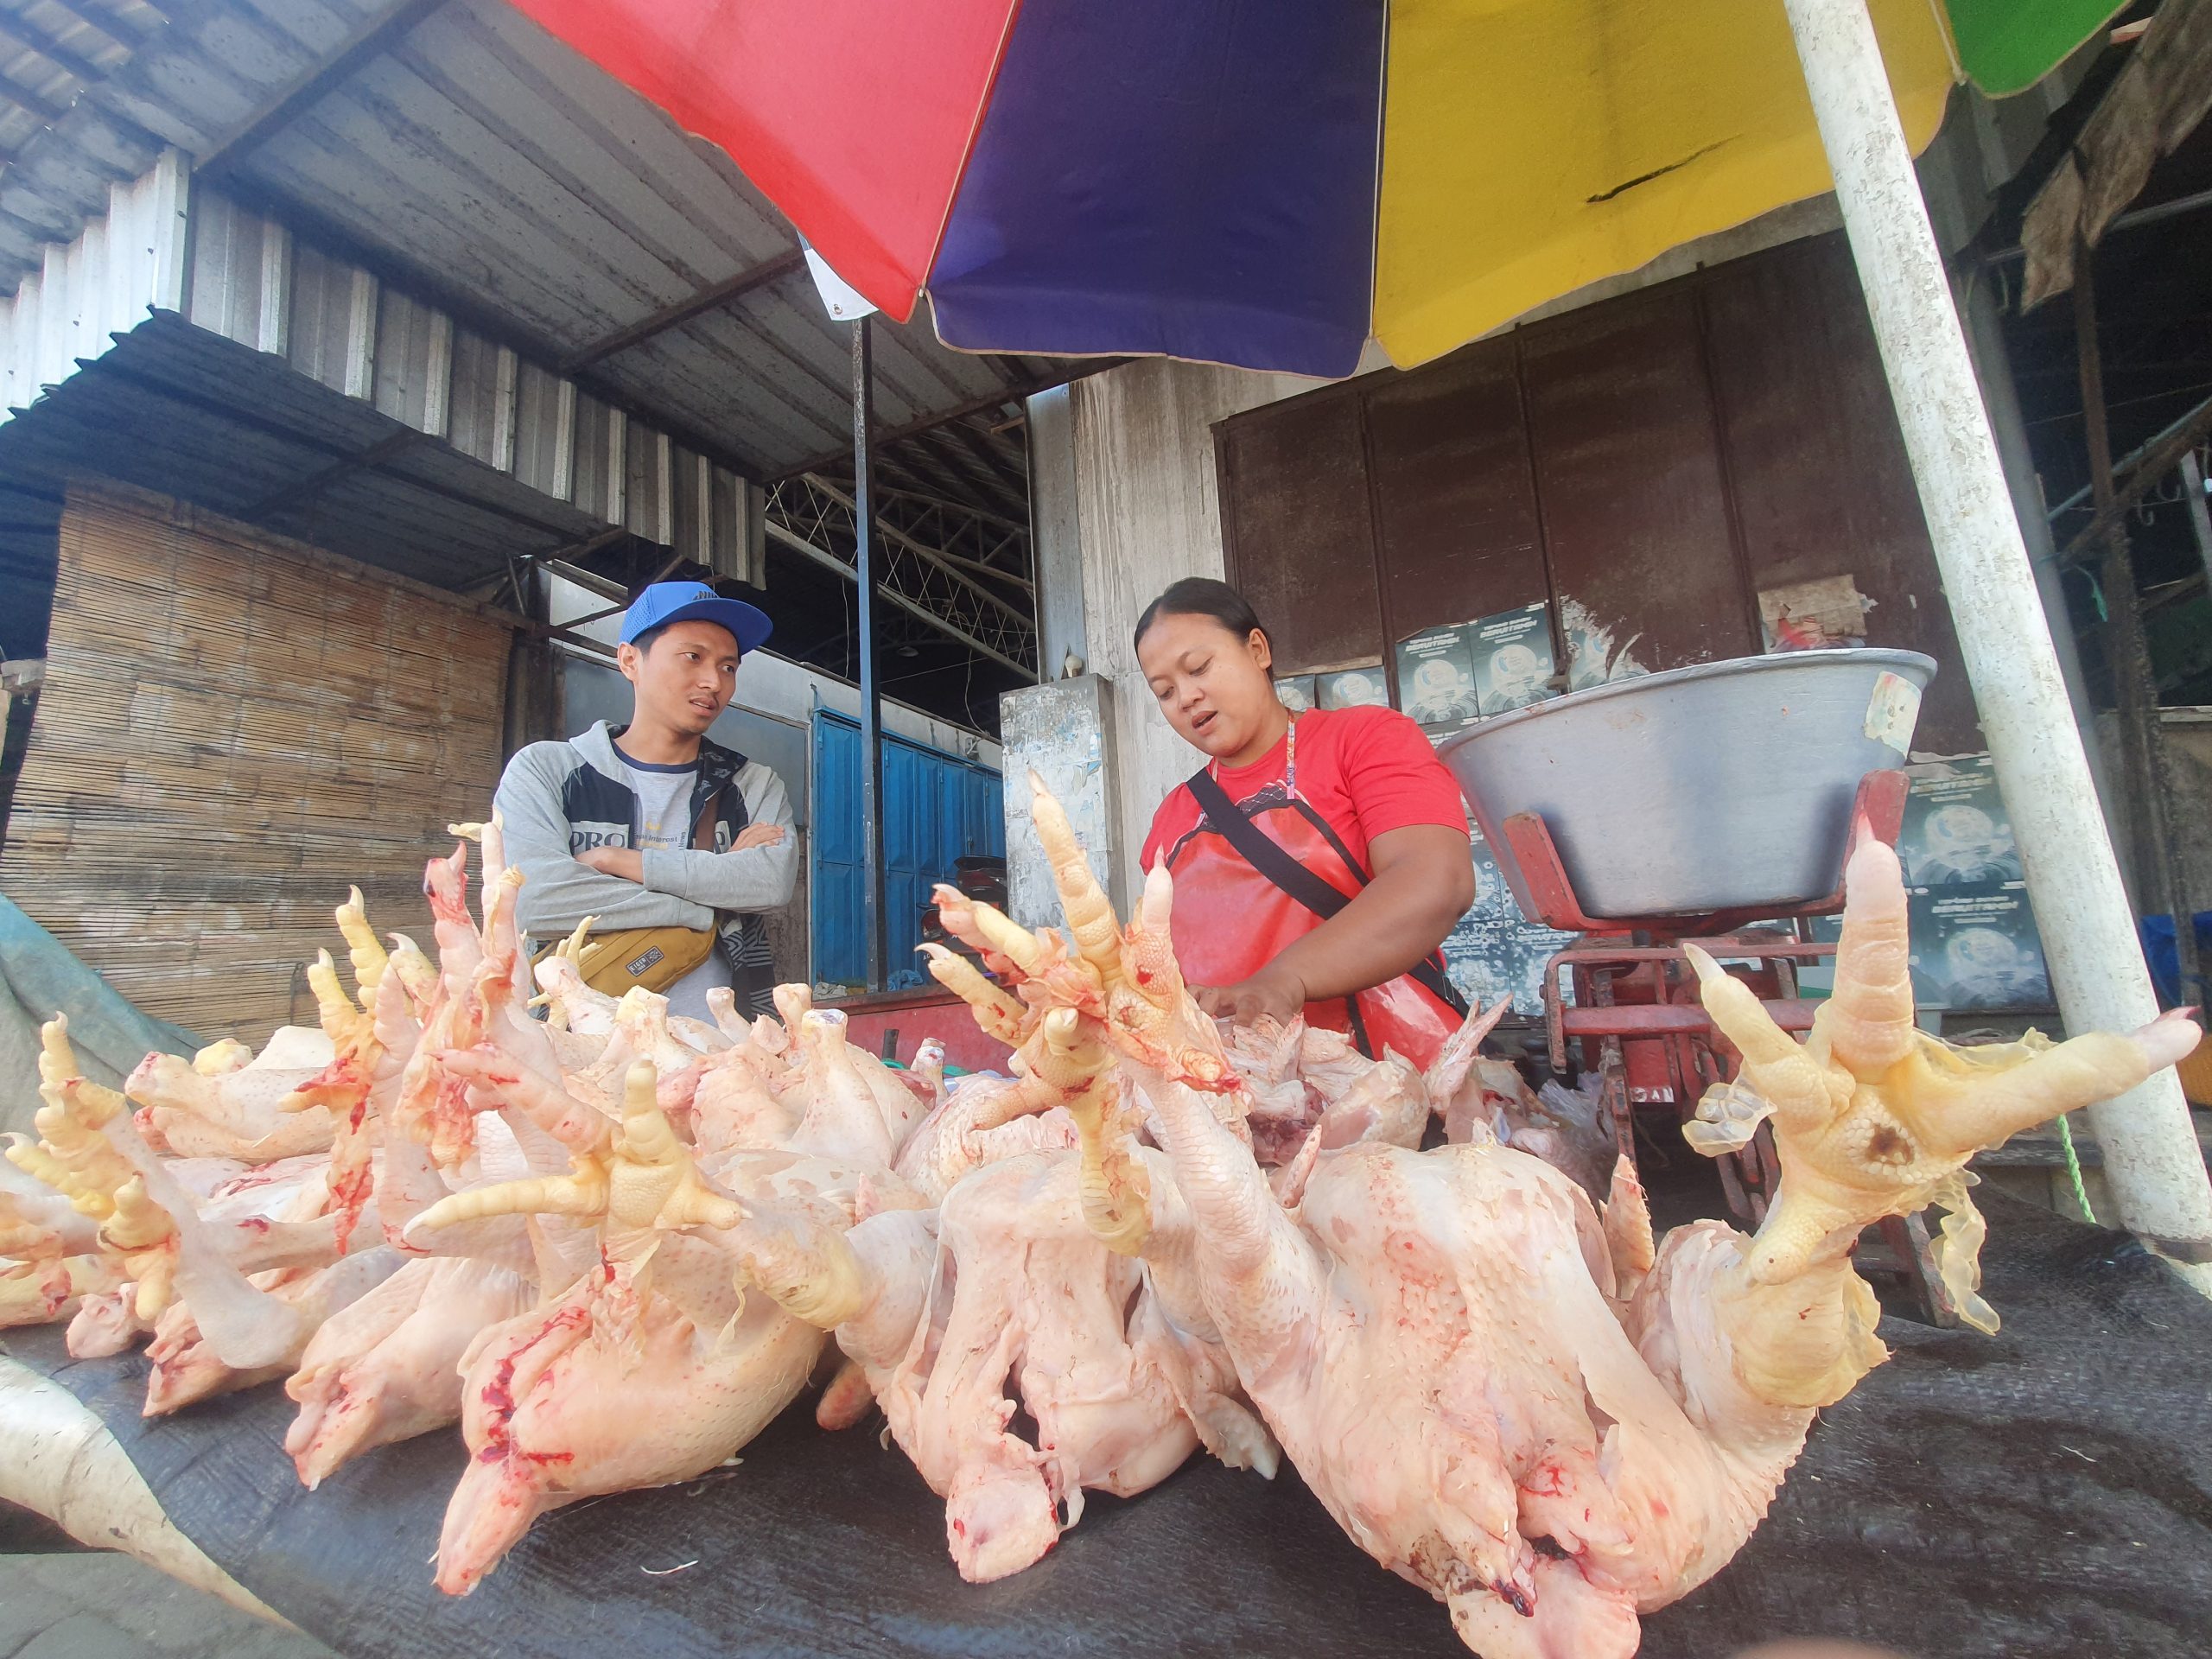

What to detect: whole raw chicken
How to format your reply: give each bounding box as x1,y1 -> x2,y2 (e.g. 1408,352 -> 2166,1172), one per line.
918,777 -> 2200,1658
728,1010 -> 1273,1582
407,1060 -> 823,1595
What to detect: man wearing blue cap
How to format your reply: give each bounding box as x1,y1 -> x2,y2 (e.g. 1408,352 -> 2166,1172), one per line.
493,580 -> 797,1020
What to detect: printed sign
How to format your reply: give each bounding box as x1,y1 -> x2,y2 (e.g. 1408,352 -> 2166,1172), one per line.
1468,602 -> 1557,716
1316,664 -> 1390,710
1800,753 -> 2050,1012
1441,823 -> 1578,1015
1897,754 -> 2023,887
1395,604 -> 1560,734
1274,675 -> 1317,714
1906,885 -> 2051,1012
1395,626 -> 1484,734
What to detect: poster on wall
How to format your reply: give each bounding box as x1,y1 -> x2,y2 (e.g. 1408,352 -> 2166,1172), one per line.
1896,753 -> 2025,887
1798,753 -> 2050,1011
1274,674 -> 1317,714
1316,663 -> 1390,709
1905,884 -> 2051,1011
1468,602 -> 1557,716
1394,626 -> 1484,734
1758,575 -> 1871,652
1441,823 -> 1578,1014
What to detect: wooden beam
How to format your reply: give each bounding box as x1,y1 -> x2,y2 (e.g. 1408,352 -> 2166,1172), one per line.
558,247 -> 806,372
517,524 -> 631,568
774,357 -> 1129,481
198,0 -> 451,180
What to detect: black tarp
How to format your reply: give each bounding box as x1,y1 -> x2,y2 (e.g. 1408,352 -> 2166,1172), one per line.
6,1192 -> 2209,1658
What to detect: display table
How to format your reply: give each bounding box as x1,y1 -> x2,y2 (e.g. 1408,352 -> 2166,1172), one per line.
3,1193 -> 2207,1659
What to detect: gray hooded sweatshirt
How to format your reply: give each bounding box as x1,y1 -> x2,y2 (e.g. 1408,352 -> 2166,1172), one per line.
493,720 -> 798,1013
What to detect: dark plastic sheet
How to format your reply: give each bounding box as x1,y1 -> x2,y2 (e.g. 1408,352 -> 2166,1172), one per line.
8,1192 -> 2208,1658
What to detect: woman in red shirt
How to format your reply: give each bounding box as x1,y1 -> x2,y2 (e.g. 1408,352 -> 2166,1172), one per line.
1135,579 -> 1477,1070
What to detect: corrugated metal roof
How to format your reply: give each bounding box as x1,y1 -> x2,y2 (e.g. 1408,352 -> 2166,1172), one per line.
0,0 -> 1058,487
0,315 -> 607,585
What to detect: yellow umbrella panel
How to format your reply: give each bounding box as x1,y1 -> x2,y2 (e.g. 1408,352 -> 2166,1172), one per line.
1376,0 -> 1959,366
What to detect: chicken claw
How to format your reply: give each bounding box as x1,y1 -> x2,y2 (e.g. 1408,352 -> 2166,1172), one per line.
1028,769 -> 1123,990
1687,835 -> 2202,1344
13,1018 -> 137,1218
917,943 -> 1028,1046
408,1063 -> 740,1268
334,887 -> 391,1002
1033,1008 -> 1150,1256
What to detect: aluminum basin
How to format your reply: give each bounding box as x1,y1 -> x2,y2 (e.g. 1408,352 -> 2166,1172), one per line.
1436,648 -> 1936,921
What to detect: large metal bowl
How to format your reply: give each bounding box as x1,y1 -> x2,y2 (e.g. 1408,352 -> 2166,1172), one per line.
1436,648 -> 1936,920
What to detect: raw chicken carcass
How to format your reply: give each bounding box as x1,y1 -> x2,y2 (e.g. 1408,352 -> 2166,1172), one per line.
285,1253 -> 533,1487
934,779 -> 2201,1658
731,1014 -> 1271,1582
124,1025 -> 337,1163
408,1061 -> 823,1596
0,1154 -> 111,1328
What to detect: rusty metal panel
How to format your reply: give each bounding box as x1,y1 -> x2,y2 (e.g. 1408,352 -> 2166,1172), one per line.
1520,287 -> 1756,683
1217,388 -> 1381,675
1363,336 -> 1547,651
1700,234 -> 1981,753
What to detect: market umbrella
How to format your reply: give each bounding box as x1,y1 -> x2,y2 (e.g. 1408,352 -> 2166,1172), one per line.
505,0 -> 2124,378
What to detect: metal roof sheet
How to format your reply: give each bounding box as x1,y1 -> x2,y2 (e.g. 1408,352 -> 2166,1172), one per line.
0,0 -> 1059,486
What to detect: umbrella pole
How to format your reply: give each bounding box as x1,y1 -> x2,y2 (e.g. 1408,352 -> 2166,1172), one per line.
854,315 -> 887,993
1784,0 -> 2212,1291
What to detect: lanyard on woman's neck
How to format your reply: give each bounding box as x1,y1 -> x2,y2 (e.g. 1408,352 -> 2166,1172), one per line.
1209,710 -> 1300,800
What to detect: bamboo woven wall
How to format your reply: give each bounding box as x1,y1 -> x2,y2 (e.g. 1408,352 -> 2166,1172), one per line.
3,482 -> 510,1045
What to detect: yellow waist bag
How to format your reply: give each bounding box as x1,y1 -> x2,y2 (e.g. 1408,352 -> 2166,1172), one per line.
537,785 -> 724,998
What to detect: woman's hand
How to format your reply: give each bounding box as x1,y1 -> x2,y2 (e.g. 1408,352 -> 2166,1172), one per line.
1254,824 -> 1475,1007
1194,963 -> 1308,1027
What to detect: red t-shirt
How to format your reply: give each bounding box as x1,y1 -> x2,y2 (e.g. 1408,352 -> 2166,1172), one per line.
1139,706 -> 1471,1064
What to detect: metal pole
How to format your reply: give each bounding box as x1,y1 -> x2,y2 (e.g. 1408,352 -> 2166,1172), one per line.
2074,247 -> 2202,1003
1784,0 -> 2212,1290
853,316 -> 887,993
2180,451 -> 2212,588
1959,276 -> 2112,808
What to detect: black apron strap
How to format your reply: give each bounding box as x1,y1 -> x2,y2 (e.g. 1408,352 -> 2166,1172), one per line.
1184,768 -> 1468,1017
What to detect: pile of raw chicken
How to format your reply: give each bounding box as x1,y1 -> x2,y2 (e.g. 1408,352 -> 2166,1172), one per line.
2,785 -> 2195,1658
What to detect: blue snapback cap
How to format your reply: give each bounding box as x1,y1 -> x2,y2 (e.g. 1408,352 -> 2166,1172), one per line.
620,580 -> 772,656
